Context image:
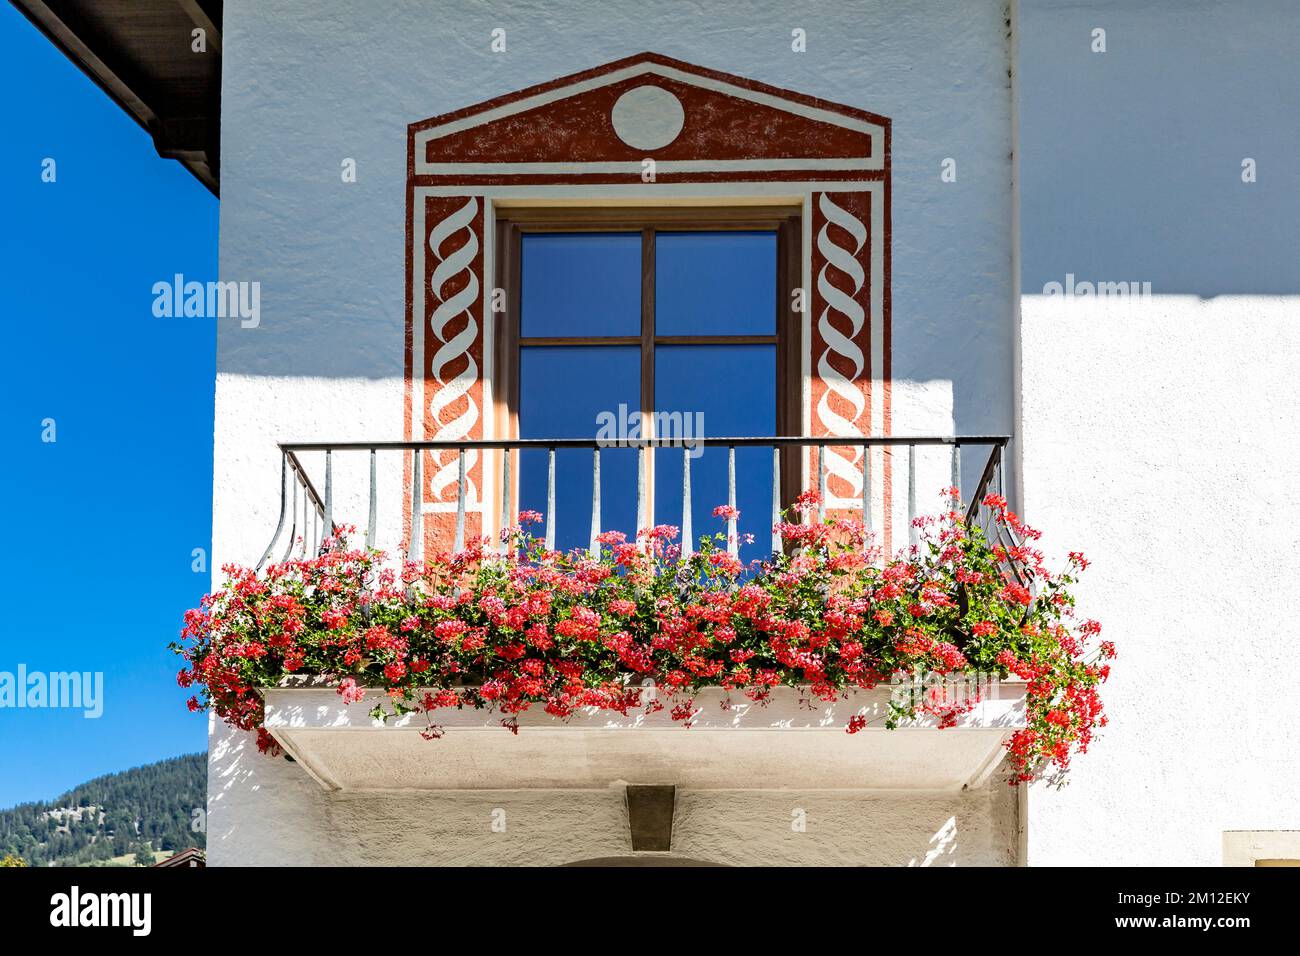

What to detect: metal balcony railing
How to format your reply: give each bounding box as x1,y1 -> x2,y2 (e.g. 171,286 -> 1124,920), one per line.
257,435 -> 1020,580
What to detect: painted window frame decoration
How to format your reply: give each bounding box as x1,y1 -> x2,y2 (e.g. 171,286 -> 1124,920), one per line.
406,52 -> 891,555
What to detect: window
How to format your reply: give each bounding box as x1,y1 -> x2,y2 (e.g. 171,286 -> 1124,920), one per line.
495,208 -> 800,560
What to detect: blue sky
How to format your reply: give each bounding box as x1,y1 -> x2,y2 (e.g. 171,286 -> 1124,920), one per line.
0,5 -> 215,808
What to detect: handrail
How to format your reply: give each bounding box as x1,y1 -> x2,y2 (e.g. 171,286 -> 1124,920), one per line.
964,441 -> 1002,526
255,435 -> 1017,582
285,449 -> 326,511
278,435 -> 1010,452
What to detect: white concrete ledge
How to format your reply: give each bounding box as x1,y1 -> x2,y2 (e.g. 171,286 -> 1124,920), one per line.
262,680 -> 1026,793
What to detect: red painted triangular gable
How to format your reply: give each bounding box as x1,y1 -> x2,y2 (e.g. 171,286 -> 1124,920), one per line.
410,52 -> 887,168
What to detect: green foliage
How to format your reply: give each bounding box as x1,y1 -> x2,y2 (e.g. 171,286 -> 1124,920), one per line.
0,754 -> 205,868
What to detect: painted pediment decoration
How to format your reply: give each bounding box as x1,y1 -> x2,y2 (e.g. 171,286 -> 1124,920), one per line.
409,52 -> 887,178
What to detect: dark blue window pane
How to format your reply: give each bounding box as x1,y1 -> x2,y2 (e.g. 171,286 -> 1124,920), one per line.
520,233 -> 641,338
653,344 -> 775,565
518,346 -> 640,552
655,231 -> 776,336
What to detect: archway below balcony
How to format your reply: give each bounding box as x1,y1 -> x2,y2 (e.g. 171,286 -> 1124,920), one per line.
560,856 -> 724,867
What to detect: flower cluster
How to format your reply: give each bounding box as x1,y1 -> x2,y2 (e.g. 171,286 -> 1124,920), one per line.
174,491 -> 1111,782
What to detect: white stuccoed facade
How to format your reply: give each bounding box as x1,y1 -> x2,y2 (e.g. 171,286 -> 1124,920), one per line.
1015,1 -> 1300,866
207,0 -> 1300,865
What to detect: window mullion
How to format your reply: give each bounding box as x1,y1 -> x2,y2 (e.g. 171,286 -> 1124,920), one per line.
640,227 -> 655,530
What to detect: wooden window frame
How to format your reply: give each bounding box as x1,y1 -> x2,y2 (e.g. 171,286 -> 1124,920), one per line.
493,206 -> 803,517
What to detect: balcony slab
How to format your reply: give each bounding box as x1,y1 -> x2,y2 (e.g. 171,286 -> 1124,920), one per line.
261,680 -> 1026,793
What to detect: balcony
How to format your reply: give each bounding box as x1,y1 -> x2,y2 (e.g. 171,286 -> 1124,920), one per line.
250,435 -> 1030,794
257,434 -> 1024,572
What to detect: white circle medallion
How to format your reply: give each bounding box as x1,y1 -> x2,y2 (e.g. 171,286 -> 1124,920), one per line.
610,85 -> 685,151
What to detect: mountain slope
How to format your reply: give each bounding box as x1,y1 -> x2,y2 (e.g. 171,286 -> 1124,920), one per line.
0,753 -> 205,867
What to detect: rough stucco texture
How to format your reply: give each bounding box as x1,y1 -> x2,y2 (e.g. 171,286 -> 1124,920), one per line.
212,0 -> 1015,564
209,723 -> 1018,866
1017,0 -> 1300,865
1020,296 -> 1300,866
210,0 -> 1016,865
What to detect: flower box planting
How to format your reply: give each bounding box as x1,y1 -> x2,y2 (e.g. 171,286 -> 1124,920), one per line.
176,489 -> 1112,784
